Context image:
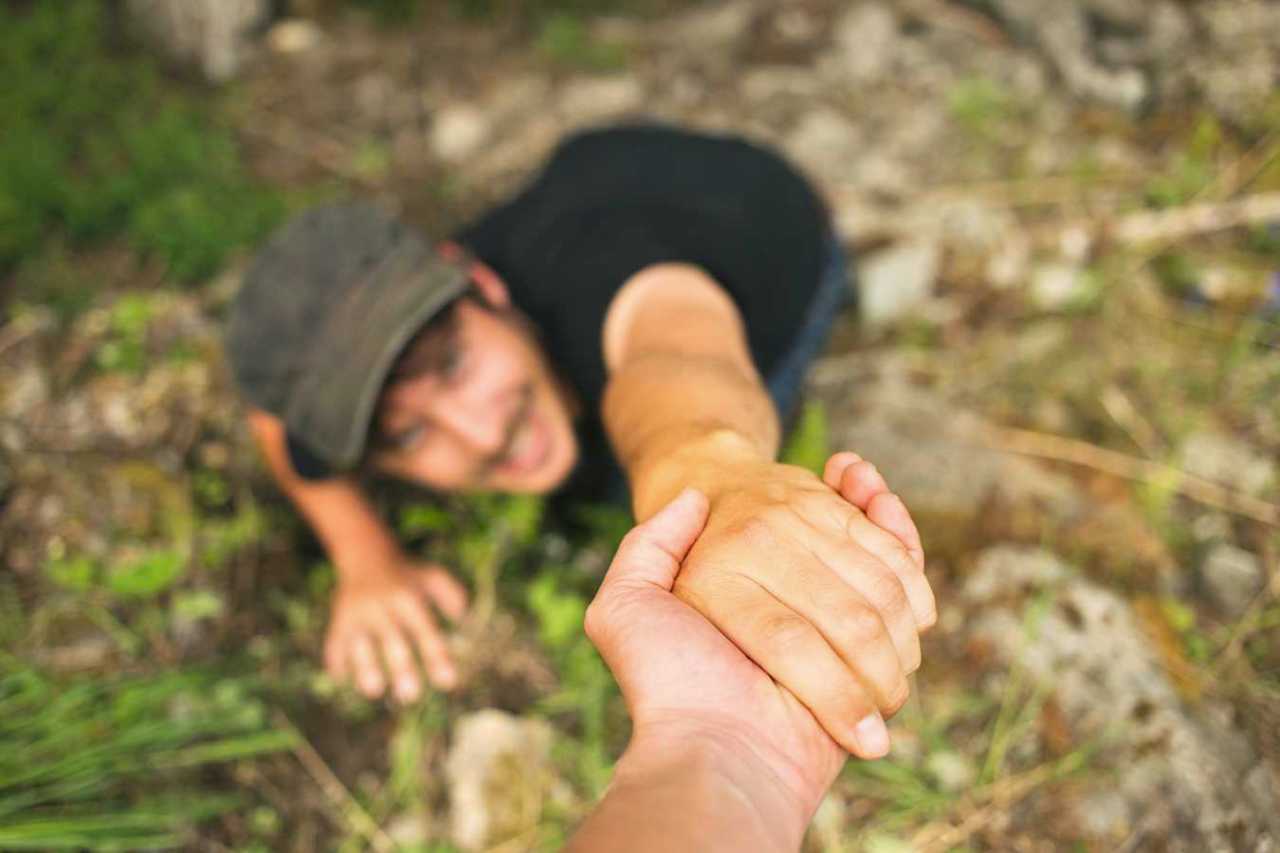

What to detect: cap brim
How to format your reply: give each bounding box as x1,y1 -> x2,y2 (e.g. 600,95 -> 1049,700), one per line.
282,249 -> 469,471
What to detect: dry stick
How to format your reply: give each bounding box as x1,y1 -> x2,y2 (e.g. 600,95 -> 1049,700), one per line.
1108,192 -> 1280,245
909,758 -> 1069,853
981,425 -> 1280,527
274,712 -> 397,853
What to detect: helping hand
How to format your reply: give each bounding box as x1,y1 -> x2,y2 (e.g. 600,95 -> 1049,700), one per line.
324,558 -> 468,702
670,450 -> 935,759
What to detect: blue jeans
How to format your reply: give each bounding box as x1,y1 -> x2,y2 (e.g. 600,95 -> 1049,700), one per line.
764,236 -> 854,427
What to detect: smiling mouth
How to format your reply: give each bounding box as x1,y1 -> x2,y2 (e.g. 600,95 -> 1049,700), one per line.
477,384 -> 541,481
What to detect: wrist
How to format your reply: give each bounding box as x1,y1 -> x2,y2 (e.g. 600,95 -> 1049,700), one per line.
616,719 -> 813,850
629,427 -> 773,520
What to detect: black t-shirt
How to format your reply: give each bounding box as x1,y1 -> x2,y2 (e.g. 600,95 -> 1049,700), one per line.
454,123 -> 829,501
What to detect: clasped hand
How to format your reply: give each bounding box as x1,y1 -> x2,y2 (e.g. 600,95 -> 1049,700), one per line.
669,451 -> 934,759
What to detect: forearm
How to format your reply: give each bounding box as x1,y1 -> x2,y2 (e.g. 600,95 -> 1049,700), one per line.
247,409 -> 401,578
603,353 -> 780,520
568,729 -> 807,853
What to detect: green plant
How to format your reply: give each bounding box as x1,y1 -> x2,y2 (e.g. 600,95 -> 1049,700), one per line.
0,663 -> 295,850
0,1 -> 283,282
781,400 -> 830,475
536,13 -> 628,71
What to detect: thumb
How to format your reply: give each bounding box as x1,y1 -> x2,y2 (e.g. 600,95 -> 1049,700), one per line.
602,488 -> 710,592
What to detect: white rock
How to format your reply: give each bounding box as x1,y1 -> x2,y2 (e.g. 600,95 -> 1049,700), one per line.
783,108 -> 864,182
446,710 -> 554,851
963,546 -> 1275,847
925,750 -> 976,793
266,18 -> 322,54
557,75 -> 644,123
1180,430 -> 1276,497
830,3 -> 898,82
1201,543 -> 1264,617
430,105 -> 492,164
858,242 -> 940,326
1030,262 -> 1085,309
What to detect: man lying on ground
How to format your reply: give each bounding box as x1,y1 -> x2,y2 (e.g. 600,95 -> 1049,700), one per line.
226,123 -> 936,759
572,454 -> 919,851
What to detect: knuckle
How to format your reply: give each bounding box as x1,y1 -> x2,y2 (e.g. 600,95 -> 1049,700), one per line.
758,611 -> 813,650
836,602 -> 885,647
883,677 -> 911,717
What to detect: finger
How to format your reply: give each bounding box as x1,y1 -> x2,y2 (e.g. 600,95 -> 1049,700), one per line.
603,488 -> 709,592
348,633 -> 386,699
706,586 -> 892,759
822,451 -> 862,492
324,628 -> 348,681
865,491 -> 925,572
392,597 -> 458,691
838,460 -> 890,511
811,533 -> 923,673
417,568 -> 469,623
375,625 -> 422,703
842,508 -> 935,632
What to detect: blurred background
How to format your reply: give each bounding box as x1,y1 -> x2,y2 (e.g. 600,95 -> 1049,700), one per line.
2,0 -> 1279,849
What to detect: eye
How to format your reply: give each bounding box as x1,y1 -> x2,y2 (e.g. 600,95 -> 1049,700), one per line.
440,344 -> 465,382
388,423 -> 427,452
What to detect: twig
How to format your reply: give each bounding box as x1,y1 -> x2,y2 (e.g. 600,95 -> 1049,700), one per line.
981,425 -> 1280,527
1109,192 -> 1280,245
909,755 -> 1079,853
274,711 -> 397,853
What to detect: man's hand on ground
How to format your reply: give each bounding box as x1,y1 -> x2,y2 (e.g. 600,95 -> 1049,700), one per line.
323,559 -> 468,702
670,448 -> 935,760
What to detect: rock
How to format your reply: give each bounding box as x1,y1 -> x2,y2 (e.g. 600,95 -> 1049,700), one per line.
990,0 -> 1148,111
124,0 -> 270,83
1180,430 -> 1276,497
782,108 -> 864,182
445,710 -> 555,851
924,750 -> 976,793
1030,262 -> 1086,309
827,3 -> 898,83
266,18 -> 321,55
964,545 -> 1277,849
857,242 -> 940,326
430,105 -> 492,164
810,355 -> 1082,524
1201,543 -> 1264,618
556,75 -> 644,124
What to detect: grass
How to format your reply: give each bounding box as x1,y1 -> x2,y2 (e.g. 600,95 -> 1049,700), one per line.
0,1 -> 283,289
0,662 -> 295,850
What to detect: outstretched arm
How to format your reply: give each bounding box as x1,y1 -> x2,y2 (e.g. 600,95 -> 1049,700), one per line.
600,264 -> 935,760
246,409 -> 467,701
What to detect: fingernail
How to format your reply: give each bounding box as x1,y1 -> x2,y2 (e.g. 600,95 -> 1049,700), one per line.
437,667 -> 457,690
855,713 -> 890,758
397,677 -> 419,701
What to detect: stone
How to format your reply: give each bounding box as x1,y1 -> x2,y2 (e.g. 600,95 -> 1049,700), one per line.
1180,430 -> 1276,497
857,242 -> 940,326
556,75 -> 644,124
125,0 -> 270,83
266,18 -> 322,55
445,709 -> 555,851
810,355 -> 1082,524
1030,262 -> 1086,309
430,105 -> 492,164
924,750 -> 976,793
782,108 -> 864,182
1201,543 -> 1265,618
963,546 -> 1276,849
828,3 -> 898,83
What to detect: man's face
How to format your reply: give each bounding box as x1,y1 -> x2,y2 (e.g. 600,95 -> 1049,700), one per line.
369,294 -> 580,494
